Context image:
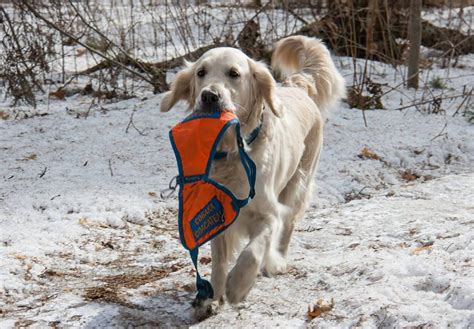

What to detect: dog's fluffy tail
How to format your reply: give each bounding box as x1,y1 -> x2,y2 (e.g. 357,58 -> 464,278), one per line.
272,36 -> 346,119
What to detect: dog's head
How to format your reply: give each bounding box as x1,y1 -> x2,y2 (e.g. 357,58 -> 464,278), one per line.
160,47 -> 281,119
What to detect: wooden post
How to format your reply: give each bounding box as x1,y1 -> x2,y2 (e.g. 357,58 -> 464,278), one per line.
407,0 -> 422,89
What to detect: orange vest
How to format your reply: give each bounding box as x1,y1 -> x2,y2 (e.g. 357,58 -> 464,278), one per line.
169,110 -> 257,304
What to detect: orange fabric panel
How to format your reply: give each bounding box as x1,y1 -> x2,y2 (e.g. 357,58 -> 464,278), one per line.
171,111 -> 237,177
181,182 -> 237,250
171,119 -> 217,176
171,111 -> 241,250
219,111 -> 238,122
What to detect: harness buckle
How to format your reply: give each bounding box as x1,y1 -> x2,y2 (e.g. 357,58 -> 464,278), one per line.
160,175 -> 179,199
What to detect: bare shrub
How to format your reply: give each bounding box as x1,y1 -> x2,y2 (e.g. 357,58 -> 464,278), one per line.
0,5 -> 55,107
0,0 -> 471,111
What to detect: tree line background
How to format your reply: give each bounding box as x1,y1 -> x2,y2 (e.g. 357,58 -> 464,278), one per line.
0,0 -> 472,117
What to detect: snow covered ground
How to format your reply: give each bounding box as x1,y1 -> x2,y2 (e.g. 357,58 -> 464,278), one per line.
1,37 -> 474,329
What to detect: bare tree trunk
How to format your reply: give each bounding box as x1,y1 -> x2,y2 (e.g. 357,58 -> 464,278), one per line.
407,0 -> 422,89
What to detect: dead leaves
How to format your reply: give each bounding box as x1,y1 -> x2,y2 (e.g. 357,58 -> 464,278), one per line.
199,257 -> 212,265
411,241 -> 434,255
0,110 -> 9,120
335,227 -> 353,236
78,217 -> 90,227
412,245 -> 433,254
78,217 -> 108,229
14,319 -> 35,328
400,169 -> 433,182
12,254 -> 28,261
347,80 -> 384,110
358,147 -> 381,160
401,169 -> 420,182
22,153 -> 37,161
357,148 -> 433,184
307,298 -> 334,319
49,88 -> 66,100
76,48 -> 87,56
398,240 -> 435,255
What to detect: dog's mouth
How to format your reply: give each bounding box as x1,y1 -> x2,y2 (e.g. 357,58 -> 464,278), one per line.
195,101 -> 223,114
195,88 -> 235,114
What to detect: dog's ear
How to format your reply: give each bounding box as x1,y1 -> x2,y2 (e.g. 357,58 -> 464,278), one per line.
249,60 -> 281,117
160,61 -> 195,112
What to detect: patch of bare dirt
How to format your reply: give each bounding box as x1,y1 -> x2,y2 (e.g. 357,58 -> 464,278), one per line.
83,267 -> 172,307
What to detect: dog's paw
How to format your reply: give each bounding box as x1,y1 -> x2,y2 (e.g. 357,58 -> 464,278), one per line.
225,272 -> 253,304
262,251 -> 288,277
193,298 -> 220,321
225,286 -> 248,304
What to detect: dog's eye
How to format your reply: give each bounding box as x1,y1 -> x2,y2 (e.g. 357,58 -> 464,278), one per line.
229,69 -> 240,79
197,69 -> 206,78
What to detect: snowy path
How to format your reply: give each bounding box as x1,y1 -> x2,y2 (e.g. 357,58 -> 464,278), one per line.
203,173 -> 474,327
1,171 -> 472,327
1,56 -> 473,326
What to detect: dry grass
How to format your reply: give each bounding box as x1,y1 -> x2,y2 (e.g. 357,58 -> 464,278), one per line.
83,268 -> 172,306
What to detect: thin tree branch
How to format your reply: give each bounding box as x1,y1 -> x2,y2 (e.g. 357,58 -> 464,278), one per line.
66,0 -> 152,78
395,93 -> 471,111
21,1 -> 155,86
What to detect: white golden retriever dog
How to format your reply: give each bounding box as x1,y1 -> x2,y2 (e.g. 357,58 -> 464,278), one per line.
161,36 -> 345,313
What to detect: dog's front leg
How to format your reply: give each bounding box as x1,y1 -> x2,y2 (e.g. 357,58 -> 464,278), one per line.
211,235 -> 228,303
225,216 -> 275,304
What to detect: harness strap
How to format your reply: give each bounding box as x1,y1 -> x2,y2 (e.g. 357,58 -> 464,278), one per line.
234,125 -> 256,207
245,120 -> 263,146
214,118 -> 263,160
190,248 -> 214,305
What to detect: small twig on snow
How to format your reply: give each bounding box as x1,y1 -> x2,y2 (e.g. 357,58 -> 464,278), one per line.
452,86 -> 472,117
39,167 -> 47,178
84,99 -> 95,119
125,106 -> 147,136
108,159 -> 114,177
362,108 -> 368,127
430,121 -> 448,141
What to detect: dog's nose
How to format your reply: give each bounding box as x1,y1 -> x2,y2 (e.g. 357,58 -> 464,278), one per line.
201,90 -> 220,105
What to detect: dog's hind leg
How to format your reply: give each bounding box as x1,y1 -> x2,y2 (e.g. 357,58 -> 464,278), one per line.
275,124 -> 323,260
261,203 -> 289,277
276,170 -> 312,258
225,213 -> 277,304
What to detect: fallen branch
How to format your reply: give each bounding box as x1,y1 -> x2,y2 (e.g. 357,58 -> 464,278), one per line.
395,93 -> 472,111
66,0 -> 151,76
81,44 -> 220,74
77,43 -> 225,93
